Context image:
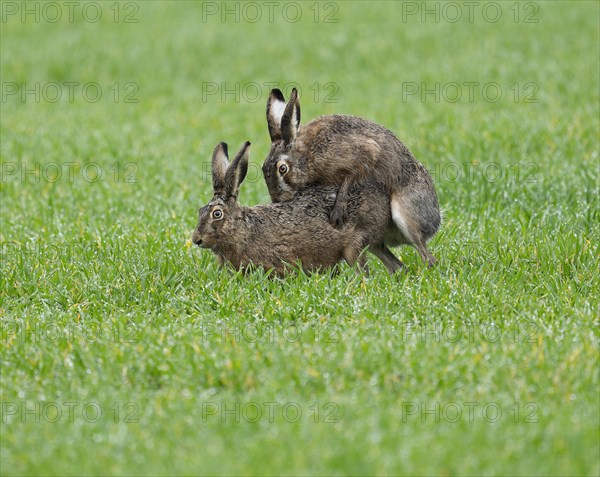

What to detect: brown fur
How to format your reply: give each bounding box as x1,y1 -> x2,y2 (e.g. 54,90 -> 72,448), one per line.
263,87 -> 441,266
193,141 -> 398,276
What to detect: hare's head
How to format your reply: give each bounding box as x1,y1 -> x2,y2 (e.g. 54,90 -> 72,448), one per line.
193,141 -> 250,250
263,88 -> 308,202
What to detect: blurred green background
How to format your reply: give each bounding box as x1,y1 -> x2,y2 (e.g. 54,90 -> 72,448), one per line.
1,1 -> 599,475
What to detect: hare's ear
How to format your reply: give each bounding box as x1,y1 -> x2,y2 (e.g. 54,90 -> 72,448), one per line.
267,89 -> 286,142
281,87 -> 301,145
224,141 -> 250,199
212,142 -> 230,196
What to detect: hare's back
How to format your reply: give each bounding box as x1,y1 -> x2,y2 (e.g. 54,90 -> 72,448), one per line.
245,197 -> 346,269
296,115 -> 413,184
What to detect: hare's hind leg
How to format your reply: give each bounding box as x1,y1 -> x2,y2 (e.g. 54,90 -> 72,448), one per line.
413,239 -> 437,268
370,244 -> 405,274
390,192 -> 437,268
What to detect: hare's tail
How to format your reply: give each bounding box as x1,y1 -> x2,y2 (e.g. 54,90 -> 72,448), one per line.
390,190 -> 439,267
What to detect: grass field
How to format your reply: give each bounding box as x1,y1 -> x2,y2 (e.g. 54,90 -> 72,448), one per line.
1,1 -> 599,475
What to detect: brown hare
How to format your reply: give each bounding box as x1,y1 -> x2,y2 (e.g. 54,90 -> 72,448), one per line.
192,141 -> 404,275
263,88 -> 440,267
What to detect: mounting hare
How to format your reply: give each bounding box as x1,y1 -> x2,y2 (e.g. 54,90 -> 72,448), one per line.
192,141 -> 404,275
263,88 -> 441,266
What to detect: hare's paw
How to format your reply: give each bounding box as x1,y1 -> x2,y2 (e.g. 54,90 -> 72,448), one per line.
329,203 -> 348,228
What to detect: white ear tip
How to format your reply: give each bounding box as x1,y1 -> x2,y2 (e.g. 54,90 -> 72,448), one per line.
271,101 -> 286,124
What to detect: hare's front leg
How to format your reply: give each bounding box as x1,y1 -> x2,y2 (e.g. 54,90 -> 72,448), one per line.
343,245 -> 370,276
330,177 -> 353,228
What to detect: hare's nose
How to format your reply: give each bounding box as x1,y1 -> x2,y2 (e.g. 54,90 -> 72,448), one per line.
192,231 -> 203,246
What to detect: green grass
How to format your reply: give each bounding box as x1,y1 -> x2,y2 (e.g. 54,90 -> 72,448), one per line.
1,1 -> 599,475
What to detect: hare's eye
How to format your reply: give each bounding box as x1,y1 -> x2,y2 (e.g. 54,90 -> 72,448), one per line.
211,209 -> 223,220
278,163 -> 289,175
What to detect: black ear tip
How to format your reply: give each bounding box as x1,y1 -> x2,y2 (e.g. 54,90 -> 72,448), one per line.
239,141 -> 251,156
215,141 -> 228,152
270,88 -> 285,101
218,142 -> 228,156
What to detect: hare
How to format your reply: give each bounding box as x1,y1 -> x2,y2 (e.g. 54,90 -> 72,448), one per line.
192,141 -> 404,275
263,88 -> 440,267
